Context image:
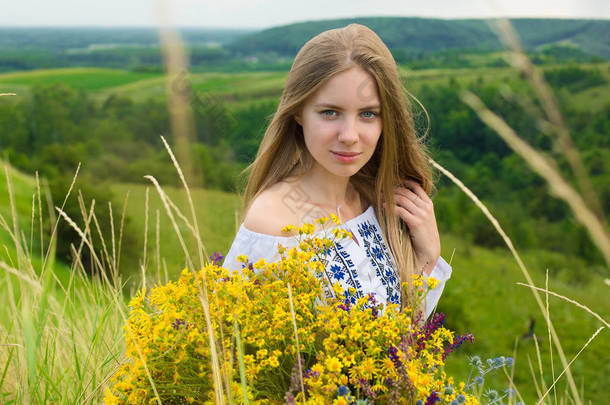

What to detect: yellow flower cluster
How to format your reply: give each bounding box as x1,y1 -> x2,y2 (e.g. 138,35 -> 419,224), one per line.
104,215 -> 477,405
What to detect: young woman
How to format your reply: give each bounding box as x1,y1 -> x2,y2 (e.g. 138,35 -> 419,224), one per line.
222,23 -> 451,321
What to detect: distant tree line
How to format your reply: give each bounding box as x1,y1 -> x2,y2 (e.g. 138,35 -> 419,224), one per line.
0,65 -> 608,271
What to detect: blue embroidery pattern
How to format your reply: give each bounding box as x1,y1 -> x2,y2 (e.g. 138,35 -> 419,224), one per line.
357,220 -> 401,305
315,227 -> 365,302
313,220 -> 401,308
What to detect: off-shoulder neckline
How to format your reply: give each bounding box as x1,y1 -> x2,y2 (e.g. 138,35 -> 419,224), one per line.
239,205 -> 374,241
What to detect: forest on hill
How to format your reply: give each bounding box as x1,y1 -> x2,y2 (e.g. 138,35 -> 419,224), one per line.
0,62 -> 608,276
0,18 -> 607,72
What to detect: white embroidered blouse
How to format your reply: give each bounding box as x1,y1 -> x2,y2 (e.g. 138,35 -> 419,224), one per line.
221,205 -> 452,321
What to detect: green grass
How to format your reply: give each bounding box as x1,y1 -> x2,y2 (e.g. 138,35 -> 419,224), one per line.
109,182 -> 242,283
0,68 -> 161,91
437,233 -> 610,401
1,162 -> 608,402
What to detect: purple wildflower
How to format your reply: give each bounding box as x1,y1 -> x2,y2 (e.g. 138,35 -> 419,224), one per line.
240,258 -> 254,271
442,333 -> 475,361
409,312 -> 446,354
338,302 -> 351,312
209,251 -> 224,266
368,293 -> 380,318
388,345 -> 401,367
425,391 -> 440,405
172,318 -> 188,330
303,367 -> 320,379
358,379 -> 377,401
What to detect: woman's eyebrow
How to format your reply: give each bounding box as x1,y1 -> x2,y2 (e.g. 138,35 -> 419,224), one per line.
314,103 -> 380,110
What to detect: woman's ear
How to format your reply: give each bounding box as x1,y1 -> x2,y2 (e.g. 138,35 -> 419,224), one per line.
294,113 -> 302,126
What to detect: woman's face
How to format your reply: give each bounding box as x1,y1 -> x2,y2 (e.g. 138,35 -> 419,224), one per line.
295,66 -> 382,179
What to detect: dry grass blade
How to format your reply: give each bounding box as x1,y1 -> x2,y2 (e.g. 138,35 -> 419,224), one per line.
29,193 -> 35,256
35,172 -> 44,262
144,174 -> 223,401
4,164 -> 25,269
55,207 -> 111,290
429,158 -> 582,405
516,283 -> 610,329
461,91 -> 610,271
536,327 -> 605,405
0,261 -> 41,290
116,190 -> 129,276
41,163 -> 80,274
0,93 -> 16,96
142,187 -> 149,289
159,135 -> 210,266
54,207 -> 163,404
527,354 -> 545,401
108,201 -> 117,281
287,283 -> 306,403
489,18 -> 604,221
545,270 -> 557,405
143,176 -> 194,270
156,209 -> 161,282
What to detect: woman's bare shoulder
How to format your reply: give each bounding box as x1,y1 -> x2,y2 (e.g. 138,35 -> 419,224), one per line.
242,181 -> 301,237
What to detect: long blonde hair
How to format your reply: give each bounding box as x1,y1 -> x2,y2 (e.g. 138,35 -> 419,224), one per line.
238,23 -> 435,314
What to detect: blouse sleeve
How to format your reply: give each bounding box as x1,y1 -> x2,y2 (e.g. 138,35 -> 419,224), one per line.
221,226 -> 295,273
423,256 -> 453,321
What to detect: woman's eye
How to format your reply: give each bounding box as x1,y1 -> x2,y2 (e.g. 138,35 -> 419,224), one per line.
362,111 -> 378,119
322,110 -> 337,118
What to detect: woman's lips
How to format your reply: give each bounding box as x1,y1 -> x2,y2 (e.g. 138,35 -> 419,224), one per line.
332,151 -> 361,162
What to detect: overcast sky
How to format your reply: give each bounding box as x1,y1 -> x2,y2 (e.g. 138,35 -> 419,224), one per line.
2,0 -> 608,28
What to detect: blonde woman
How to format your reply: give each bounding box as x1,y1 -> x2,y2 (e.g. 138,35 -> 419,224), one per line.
222,23 -> 451,321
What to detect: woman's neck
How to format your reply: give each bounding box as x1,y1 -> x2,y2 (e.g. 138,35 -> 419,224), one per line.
294,169 -> 363,217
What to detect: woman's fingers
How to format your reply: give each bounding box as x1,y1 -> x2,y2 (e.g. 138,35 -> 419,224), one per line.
395,186 -> 425,208
393,191 -> 423,215
385,201 -> 418,225
402,179 -> 430,203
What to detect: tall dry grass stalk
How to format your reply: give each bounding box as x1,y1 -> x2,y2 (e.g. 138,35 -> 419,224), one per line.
488,18 -> 605,222
536,327 -> 604,405
155,0 -> 223,400
429,158 -> 583,404
144,173 -> 224,401
156,0 -> 199,188
460,91 -> 610,271
516,283 -> 610,329
0,162 -> 146,403
477,18 -> 610,269
433,16 -> 610,405
287,283 -> 306,403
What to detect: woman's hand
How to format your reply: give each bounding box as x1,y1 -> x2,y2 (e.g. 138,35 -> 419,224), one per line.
382,179 -> 440,276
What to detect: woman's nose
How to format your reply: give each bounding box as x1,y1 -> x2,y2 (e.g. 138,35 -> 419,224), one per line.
337,117 -> 359,144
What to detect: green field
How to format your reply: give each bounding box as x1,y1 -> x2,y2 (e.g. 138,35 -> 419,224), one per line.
2,63 -> 607,113
1,61 -> 609,402
1,163 -> 608,402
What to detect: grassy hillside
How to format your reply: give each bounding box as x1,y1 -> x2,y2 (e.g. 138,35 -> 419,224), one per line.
2,62 -> 607,111
110,181 -> 610,401
0,162 -> 80,273
1,162 -> 608,401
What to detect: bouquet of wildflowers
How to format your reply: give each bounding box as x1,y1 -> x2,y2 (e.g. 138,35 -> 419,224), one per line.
105,215 -> 482,404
